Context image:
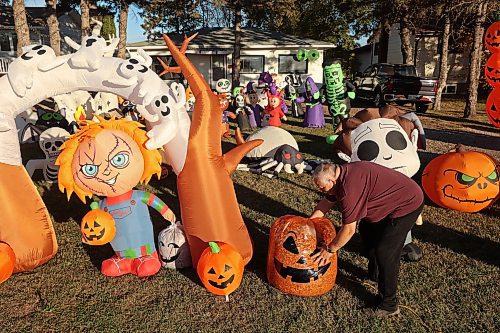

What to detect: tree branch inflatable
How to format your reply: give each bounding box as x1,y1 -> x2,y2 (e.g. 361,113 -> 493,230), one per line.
160,34 -> 262,265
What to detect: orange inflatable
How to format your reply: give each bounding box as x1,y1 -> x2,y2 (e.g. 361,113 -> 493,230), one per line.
0,163 -> 58,284
160,34 -> 262,266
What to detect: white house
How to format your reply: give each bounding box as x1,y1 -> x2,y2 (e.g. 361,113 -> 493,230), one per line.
354,23 -> 471,94
127,27 -> 336,89
0,6 -> 81,76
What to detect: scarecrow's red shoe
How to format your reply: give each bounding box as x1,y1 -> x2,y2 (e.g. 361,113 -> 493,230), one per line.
101,256 -> 134,277
132,252 -> 161,277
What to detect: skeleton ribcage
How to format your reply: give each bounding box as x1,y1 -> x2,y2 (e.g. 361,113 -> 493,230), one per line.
44,164 -> 59,182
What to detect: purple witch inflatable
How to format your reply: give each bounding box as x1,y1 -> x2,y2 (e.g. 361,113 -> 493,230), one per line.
295,77 -> 325,128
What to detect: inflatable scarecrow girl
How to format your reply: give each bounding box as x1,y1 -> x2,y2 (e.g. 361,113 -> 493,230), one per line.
56,116 -> 177,277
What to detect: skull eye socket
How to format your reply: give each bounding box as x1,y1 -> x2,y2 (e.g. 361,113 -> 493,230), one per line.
44,142 -> 52,149
357,140 -> 379,161
386,130 -> 407,150
208,267 -> 216,274
55,141 -> 63,147
283,235 -> 299,254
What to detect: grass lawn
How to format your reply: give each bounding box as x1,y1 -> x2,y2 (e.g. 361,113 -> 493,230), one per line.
1,98 -> 498,333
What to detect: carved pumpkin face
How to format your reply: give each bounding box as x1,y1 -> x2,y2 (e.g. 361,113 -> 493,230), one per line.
485,21 -> 500,53
422,151 -> 499,212
81,206 -> 116,245
197,242 -> 243,296
486,89 -> 500,128
267,215 -> 337,297
158,222 -> 192,269
485,53 -> 500,89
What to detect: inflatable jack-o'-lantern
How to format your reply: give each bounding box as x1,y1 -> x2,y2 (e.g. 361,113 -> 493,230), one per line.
197,242 -> 244,296
485,19 -> 500,53
422,148 -> 499,212
267,215 -> 337,297
0,243 -> 16,284
485,53 -> 500,89
81,202 -> 116,245
486,89 -> 500,127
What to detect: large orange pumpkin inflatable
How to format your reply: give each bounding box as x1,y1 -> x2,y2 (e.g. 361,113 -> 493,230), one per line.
267,215 -> 337,297
486,89 -> 500,128
422,147 -> 499,212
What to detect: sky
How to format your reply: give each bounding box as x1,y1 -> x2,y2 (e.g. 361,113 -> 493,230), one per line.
25,0 -> 368,46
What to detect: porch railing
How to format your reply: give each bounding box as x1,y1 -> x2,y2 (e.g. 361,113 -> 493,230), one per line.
0,57 -> 13,74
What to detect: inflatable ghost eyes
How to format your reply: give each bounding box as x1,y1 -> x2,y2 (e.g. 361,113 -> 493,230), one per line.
158,222 -> 192,269
197,242 -> 244,296
349,118 -> 420,177
267,215 -> 337,297
422,150 -> 499,212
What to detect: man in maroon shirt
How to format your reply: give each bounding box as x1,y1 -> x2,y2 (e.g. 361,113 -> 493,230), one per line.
310,161 -> 424,317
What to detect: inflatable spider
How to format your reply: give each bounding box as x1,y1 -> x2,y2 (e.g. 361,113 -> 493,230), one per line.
235,127 -> 309,178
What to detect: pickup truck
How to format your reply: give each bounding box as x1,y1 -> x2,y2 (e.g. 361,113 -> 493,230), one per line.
353,63 -> 437,113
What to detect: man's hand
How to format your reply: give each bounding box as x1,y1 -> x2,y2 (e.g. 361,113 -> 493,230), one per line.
311,246 -> 335,267
162,208 -> 176,223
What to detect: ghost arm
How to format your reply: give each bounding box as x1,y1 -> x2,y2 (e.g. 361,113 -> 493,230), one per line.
140,191 -> 176,223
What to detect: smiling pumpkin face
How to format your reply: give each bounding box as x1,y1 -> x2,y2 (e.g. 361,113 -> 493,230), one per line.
422,151 -> 499,212
485,21 -> 500,53
81,206 -> 116,245
267,215 -> 337,297
71,129 -> 145,197
197,242 -> 243,296
485,53 -> 500,89
486,89 -> 500,128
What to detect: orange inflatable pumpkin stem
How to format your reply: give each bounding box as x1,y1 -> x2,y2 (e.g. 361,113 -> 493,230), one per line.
162,33 -> 262,265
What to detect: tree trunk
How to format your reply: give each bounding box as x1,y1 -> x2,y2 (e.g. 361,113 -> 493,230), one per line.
464,1 -> 488,118
434,14 -> 451,112
162,35 -> 261,266
46,0 -> 61,56
400,16 -> 414,65
378,18 -> 391,63
232,4 -> 242,87
80,0 -> 90,40
12,0 -> 30,56
117,1 -> 129,59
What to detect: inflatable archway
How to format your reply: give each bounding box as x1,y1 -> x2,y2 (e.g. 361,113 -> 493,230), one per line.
0,34 -> 190,284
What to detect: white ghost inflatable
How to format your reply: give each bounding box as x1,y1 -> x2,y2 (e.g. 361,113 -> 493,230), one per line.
158,222 -> 192,269
64,35 -> 119,71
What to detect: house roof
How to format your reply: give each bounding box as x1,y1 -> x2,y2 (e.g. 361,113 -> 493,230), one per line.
127,27 -> 336,51
0,6 -> 77,28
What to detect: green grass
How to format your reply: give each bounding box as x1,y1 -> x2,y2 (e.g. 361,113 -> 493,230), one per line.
1,99 -> 499,333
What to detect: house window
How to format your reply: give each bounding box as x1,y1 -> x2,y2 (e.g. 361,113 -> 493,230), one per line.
151,56 -> 182,79
443,84 -> 457,95
0,34 -> 11,51
240,55 -> 264,74
212,55 -> 226,81
278,55 -> 307,74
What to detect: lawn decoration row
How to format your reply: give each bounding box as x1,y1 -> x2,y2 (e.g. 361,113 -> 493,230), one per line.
485,16 -> 500,127
422,145 -> 499,213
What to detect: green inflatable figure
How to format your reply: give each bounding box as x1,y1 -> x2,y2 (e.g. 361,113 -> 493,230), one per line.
323,63 -> 356,143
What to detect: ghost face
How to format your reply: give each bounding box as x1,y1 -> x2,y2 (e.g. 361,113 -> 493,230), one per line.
71,129 -> 144,197
248,93 -> 259,105
216,79 -> 231,94
350,119 -> 420,177
118,58 -> 149,79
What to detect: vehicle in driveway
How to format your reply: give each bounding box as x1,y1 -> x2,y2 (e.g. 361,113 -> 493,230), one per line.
353,63 -> 438,113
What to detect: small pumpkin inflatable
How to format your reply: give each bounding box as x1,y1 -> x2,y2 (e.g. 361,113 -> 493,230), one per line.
485,20 -> 500,53
158,222 -> 192,269
81,202 -> 116,245
197,242 -> 244,296
422,146 -> 499,212
486,89 -> 500,128
485,53 -> 500,89
267,215 -> 338,297
0,243 -> 16,284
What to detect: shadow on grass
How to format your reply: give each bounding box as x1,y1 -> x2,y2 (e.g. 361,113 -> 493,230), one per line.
414,221 -> 500,268
423,112 -> 490,127
424,128 -> 500,151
